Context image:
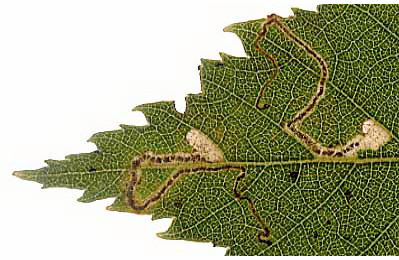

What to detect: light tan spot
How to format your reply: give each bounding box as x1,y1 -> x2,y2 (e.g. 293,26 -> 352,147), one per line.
186,129 -> 224,162
344,119 -> 391,156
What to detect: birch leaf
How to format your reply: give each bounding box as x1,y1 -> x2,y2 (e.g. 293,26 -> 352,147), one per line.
14,4 -> 399,256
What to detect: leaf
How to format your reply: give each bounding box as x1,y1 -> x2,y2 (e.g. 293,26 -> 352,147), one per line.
14,4 -> 399,256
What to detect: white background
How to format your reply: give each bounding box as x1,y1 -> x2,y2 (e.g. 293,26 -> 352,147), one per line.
0,1 -> 383,259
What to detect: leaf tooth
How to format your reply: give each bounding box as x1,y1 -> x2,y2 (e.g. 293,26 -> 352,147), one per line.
291,7 -> 317,17
133,100 -> 178,113
119,124 -> 147,130
133,101 -> 182,125
223,18 -> 265,33
219,52 -> 231,65
222,23 -> 234,33
87,129 -> 125,151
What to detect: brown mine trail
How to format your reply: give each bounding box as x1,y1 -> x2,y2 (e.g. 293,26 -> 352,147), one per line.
127,152 -> 237,211
126,129 -> 272,243
255,14 -> 328,127
254,14 -> 330,156
253,17 -> 279,110
233,171 -> 272,244
254,14 -> 391,157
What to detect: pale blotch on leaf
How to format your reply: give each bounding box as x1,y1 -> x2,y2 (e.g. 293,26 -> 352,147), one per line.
186,129 -> 224,162
344,119 -> 392,156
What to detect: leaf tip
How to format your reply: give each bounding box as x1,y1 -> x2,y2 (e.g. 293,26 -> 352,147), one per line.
13,170 -> 35,181
12,171 -> 24,178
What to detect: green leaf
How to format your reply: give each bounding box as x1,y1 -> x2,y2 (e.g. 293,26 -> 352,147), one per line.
14,4 -> 399,255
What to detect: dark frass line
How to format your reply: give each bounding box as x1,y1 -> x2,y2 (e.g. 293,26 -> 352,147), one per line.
126,152 -> 273,244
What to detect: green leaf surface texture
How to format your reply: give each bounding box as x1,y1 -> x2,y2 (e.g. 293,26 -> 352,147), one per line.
14,4 -> 399,256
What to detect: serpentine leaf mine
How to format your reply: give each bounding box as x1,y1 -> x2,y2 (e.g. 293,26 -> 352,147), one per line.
14,4 -> 399,256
